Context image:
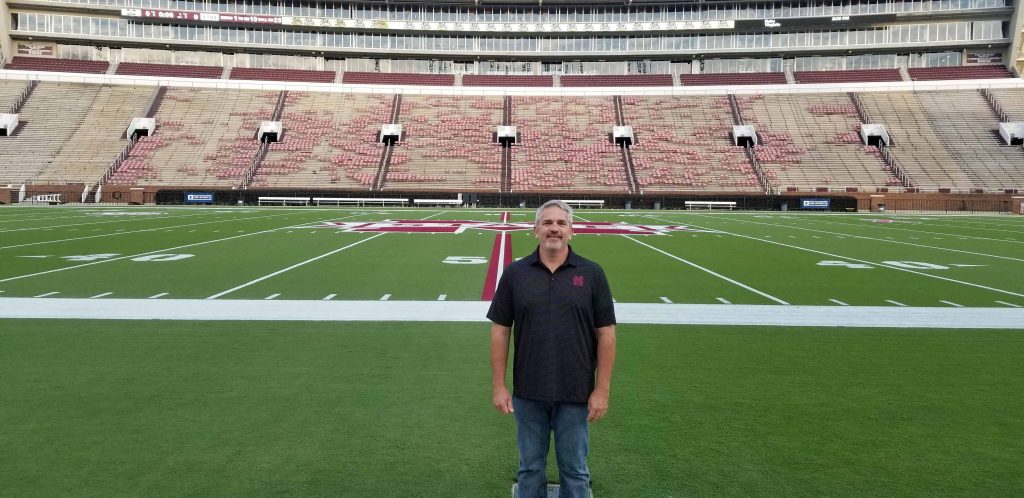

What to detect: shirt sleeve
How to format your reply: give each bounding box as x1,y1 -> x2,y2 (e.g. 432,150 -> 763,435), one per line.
592,265 -> 616,328
486,270 -> 514,327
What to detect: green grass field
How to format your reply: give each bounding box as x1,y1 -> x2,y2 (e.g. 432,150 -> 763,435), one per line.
1,206 -> 1023,496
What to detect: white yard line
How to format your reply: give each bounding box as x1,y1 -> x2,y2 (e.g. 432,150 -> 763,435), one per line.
660,297 -> 673,303
437,294 -> 447,301
886,300 -> 908,307
380,294 -> 392,301
624,236 -> 790,305
716,297 -> 731,304
996,301 -> 1021,308
148,293 -> 169,299
0,212 -> 300,250
0,211 -> 217,233
648,216 -> 1024,300
203,211 -> 445,300
34,291 -> 59,297
681,214 -> 1024,262
939,300 -> 964,308
0,217 -> 348,284
265,294 -> 280,300
205,233 -> 387,299
2,298 -> 1022,329
322,294 -> 337,301
89,292 -> 113,299
829,299 -> 849,306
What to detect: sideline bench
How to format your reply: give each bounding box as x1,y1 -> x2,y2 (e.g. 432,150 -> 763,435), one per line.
313,197 -> 407,207
685,201 -> 736,210
564,199 -> 604,208
258,196 -> 310,206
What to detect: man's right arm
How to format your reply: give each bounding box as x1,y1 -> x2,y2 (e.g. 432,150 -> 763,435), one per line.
490,323 -> 514,414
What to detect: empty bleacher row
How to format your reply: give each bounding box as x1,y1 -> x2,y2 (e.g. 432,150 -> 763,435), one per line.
0,80 -> 26,111
2,81 -> 1023,193
739,94 -> 898,191
7,56 -> 1019,88
623,96 -> 760,192
859,90 -> 1024,192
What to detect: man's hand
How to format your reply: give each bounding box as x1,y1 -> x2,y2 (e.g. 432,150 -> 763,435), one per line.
493,386 -> 514,414
588,389 -> 609,422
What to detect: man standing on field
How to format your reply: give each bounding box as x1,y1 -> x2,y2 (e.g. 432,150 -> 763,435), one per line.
488,199 -> 617,498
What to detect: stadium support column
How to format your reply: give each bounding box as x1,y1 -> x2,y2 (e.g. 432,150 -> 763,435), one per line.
0,0 -> 11,65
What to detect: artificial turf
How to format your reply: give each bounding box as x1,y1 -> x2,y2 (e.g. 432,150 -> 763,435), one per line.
2,319 -> 1021,496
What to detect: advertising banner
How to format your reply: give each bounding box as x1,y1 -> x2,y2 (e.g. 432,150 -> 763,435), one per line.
801,198 -> 831,210
185,192 -> 214,204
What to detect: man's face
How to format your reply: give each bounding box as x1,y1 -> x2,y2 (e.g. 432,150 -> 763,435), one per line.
534,206 -> 573,252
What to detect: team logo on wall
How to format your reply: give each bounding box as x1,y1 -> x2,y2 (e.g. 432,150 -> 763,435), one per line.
300,220 -> 716,235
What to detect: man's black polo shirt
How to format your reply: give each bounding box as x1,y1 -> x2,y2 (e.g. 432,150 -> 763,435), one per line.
487,246 -> 616,404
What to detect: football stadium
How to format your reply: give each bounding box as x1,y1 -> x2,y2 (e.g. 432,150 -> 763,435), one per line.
1,0 -> 1023,495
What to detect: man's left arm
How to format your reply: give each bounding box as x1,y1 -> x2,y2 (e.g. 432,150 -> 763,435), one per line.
588,324 -> 616,423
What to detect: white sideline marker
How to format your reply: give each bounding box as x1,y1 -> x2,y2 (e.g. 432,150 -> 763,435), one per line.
940,300 -> 964,308
322,294 -> 337,301
716,297 -> 731,304
660,297 -> 673,304
89,292 -> 113,299
380,294 -> 392,301
264,293 -> 280,300
829,299 -> 849,306
437,294 -> 447,301
886,300 -> 908,307
148,293 -> 169,299
34,291 -> 59,297
996,301 -> 1021,308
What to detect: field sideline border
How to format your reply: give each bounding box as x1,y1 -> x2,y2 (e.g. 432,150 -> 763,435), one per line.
1,298 -> 1021,328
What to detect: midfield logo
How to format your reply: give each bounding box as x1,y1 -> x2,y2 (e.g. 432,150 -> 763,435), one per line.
302,220 -> 715,235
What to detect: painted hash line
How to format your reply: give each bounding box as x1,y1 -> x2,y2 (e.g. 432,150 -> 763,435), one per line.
1,298 -> 1022,329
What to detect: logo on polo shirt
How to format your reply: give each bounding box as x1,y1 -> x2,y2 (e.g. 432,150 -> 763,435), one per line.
572,275 -> 585,287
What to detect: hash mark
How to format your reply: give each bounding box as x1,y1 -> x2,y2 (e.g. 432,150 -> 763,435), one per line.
437,294 -> 447,301
995,301 -> 1021,308
380,294 -> 392,301
885,300 -> 908,307
148,293 -> 169,299
264,293 -> 280,300
829,299 -> 849,306
89,292 -> 113,299
939,300 -> 964,308
34,291 -> 59,298
660,297 -> 673,303
322,294 -> 337,301
716,297 -> 731,304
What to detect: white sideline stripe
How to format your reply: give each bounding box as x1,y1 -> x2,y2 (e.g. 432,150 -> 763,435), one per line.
886,300 -> 908,307
996,301 -> 1021,308
0,217 -> 347,284
660,296 -> 673,303
380,294 -> 392,301
940,300 -> 964,308
206,233 -> 387,300
2,298 -> 1022,329
148,293 -> 168,299
0,212 -> 298,250
625,236 -> 789,305
716,298 -> 731,304
34,292 -> 59,298
650,216 -> 1024,300
437,294 -> 447,301
265,294 -> 281,300
89,292 -> 113,299
829,299 -> 849,306
322,294 -> 337,301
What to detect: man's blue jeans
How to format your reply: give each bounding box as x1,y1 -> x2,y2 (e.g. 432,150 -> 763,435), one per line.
513,396 -> 590,498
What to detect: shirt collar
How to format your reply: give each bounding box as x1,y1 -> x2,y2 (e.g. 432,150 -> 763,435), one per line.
527,245 -> 580,269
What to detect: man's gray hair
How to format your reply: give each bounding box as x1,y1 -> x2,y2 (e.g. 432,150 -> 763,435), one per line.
535,200 -> 574,225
